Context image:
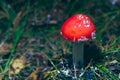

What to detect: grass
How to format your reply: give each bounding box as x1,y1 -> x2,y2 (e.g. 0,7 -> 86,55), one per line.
0,0 -> 120,79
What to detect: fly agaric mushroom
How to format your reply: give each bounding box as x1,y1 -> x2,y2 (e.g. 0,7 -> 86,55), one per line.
61,14 -> 96,69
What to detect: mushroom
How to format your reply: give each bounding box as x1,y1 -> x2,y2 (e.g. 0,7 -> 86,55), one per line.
61,14 -> 96,69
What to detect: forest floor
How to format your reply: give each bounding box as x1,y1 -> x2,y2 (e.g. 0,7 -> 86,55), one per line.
0,0 -> 120,80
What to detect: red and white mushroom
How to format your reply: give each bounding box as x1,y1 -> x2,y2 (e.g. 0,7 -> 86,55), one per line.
61,14 -> 96,68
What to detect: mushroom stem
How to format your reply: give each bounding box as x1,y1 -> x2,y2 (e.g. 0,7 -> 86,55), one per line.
73,42 -> 84,69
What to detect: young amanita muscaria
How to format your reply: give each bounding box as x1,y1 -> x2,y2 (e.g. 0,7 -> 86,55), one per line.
61,14 -> 96,69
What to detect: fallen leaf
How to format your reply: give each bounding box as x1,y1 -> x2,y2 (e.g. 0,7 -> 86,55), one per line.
9,57 -> 27,74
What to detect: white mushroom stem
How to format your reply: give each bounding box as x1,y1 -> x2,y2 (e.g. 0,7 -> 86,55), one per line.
73,42 -> 84,69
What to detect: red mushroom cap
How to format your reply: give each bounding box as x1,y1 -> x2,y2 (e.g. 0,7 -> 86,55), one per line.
61,14 -> 96,42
